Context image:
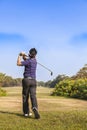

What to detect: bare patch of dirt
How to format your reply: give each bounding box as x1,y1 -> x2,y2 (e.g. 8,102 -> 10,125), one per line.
0,87 -> 87,112
0,97 -> 22,112
38,98 -> 87,111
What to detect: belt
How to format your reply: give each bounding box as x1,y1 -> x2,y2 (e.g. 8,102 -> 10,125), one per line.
25,77 -> 35,80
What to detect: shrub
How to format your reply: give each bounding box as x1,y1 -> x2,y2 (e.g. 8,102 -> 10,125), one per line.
51,78 -> 87,100
0,88 -> 7,96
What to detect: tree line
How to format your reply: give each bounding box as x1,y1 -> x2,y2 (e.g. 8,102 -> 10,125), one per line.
0,73 -> 22,87
1,64 -> 87,99
0,64 -> 87,88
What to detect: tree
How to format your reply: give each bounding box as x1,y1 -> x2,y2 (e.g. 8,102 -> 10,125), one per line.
51,78 -> 87,100
37,81 -> 45,87
45,80 -> 51,87
0,73 -> 6,87
72,64 -> 87,79
0,72 -> 22,87
49,74 -> 69,88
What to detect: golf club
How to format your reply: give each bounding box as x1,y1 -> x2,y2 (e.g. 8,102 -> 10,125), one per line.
37,62 -> 53,76
20,52 -> 53,76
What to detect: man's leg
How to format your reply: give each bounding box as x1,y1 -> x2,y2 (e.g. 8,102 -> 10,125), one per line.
29,80 -> 40,119
29,85 -> 38,109
22,79 -> 30,115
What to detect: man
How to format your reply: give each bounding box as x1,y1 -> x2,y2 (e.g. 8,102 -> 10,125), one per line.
17,48 -> 40,119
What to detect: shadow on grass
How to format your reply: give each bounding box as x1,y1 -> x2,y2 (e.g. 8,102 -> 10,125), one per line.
0,111 -> 35,119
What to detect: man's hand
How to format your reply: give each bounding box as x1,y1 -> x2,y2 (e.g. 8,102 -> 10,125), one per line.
19,52 -> 26,56
17,52 -> 28,66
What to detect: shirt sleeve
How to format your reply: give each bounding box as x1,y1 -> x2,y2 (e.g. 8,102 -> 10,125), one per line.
21,59 -> 30,66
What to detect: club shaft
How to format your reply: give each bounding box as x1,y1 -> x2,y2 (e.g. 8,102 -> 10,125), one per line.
23,54 -> 52,73
37,62 -> 52,72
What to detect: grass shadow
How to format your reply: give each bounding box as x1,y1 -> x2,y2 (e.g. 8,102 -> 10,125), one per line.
0,110 -> 23,117
0,110 -> 34,119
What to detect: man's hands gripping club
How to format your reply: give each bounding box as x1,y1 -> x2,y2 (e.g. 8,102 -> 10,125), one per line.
17,52 -> 27,66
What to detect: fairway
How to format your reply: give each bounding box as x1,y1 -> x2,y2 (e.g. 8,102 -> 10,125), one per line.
0,87 -> 87,130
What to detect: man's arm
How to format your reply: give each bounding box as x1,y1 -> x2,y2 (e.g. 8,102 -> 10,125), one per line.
17,55 -> 22,66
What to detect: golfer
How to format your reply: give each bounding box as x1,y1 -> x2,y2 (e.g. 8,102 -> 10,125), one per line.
17,48 -> 40,119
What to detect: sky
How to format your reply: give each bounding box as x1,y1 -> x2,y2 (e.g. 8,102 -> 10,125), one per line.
0,0 -> 87,81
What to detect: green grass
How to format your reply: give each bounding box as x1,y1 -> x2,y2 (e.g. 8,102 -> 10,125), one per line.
0,111 -> 87,130
0,87 -> 87,130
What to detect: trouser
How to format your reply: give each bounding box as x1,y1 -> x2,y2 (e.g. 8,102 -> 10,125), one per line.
22,78 -> 38,114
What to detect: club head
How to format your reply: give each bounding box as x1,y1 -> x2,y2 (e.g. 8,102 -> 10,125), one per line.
51,72 -> 53,76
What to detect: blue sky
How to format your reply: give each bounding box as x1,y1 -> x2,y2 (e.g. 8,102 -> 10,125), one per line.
0,0 -> 87,81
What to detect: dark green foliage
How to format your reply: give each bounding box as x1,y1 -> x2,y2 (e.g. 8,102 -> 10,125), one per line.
37,75 -> 68,88
50,75 -> 67,88
44,80 -> 51,87
45,75 -> 69,88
